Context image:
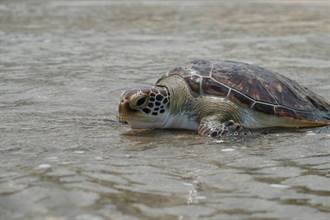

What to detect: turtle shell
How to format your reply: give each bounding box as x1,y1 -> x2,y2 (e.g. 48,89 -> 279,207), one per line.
162,59 -> 330,121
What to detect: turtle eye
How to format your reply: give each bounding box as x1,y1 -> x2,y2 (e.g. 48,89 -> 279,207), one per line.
136,96 -> 147,107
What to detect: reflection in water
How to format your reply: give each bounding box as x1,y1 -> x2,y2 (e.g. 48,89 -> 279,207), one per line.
0,0 -> 330,220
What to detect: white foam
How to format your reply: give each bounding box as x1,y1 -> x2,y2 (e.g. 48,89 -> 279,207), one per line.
74,150 -> 85,154
221,148 -> 235,152
270,184 -> 290,189
36,164 -> 51,169
306,131 -> 316,136
215,139 -> 225,143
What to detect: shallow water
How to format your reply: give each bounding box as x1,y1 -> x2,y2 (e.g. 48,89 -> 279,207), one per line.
1,0 -> 330,219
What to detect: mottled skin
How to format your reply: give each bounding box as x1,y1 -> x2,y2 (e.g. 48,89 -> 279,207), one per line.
119,60 -> 330,138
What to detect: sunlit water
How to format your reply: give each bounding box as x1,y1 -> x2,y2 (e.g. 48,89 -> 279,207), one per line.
1,0 -> 330,220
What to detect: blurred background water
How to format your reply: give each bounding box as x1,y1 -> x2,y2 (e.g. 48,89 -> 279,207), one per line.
0,0 -> 330,220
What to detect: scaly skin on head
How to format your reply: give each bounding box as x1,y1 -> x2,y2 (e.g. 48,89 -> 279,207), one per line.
118,86 -> 171,129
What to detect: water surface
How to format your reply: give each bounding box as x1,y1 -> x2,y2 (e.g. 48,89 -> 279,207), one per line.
1,0 -> 330,219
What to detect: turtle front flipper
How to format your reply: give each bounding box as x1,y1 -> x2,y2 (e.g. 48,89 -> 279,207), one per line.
198,115 -> 241,138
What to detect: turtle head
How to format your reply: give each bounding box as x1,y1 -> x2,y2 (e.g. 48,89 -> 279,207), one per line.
118,86 -> 171,129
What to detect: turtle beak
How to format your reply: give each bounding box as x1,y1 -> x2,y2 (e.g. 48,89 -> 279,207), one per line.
118,117 -> 128,125
118,93 -> 142,125
118,100 -> 129,124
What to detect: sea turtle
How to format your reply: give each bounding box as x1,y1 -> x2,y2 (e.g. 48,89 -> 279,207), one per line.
118,60 -> 330,137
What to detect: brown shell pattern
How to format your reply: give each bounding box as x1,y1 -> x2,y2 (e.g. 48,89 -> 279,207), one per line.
164,59 -> 330,121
